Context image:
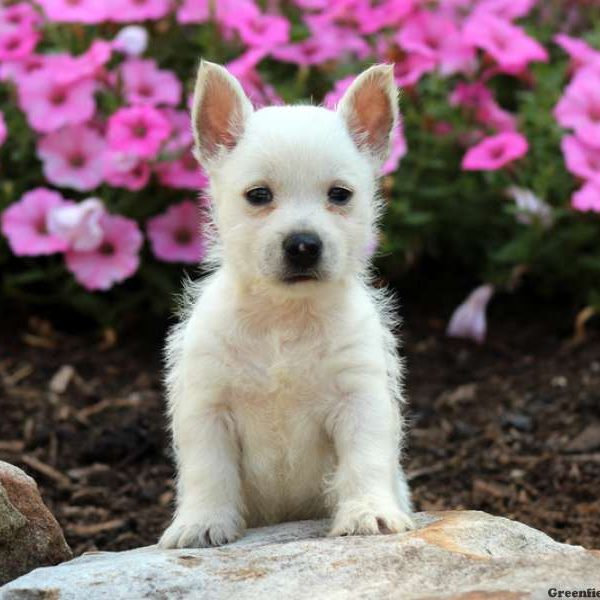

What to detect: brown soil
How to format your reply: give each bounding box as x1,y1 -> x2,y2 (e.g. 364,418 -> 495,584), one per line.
1,291 -> 599,555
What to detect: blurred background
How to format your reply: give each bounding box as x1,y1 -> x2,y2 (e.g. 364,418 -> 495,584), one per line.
0,0 -> 599,555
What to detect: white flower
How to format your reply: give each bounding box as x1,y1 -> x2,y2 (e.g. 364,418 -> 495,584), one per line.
506,186 -> 553,228
47,198 -> 106,252
446,284 -> 495,344
114,26 -> 148,57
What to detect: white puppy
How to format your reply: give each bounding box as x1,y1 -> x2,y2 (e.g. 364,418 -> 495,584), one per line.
159,61 -> 413,549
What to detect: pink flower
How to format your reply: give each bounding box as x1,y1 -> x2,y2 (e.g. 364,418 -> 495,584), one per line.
107,106 -> 171,159
0,111 -> 6,147
114,26 -> 149,56
1,3 -> 42,30
65,214 -> 143,291
0,26 -> 39,61
121,59 -> 181,106
226,50 -> 282,107
236,13 -> 290,50
554,34 -> 600,74
103,152 -> 151,191
473,0 -> 537,20
1,188 -> 69,256
381,123 -> 408,176
355,0 -> 415,34
155,152 -> 208,190
463,13 -> 548,74
271,20 -> 370,67
47,198 -> 106,252
176,0 -> 210,23
571,182 -> 600,213
392,53 -> 436,87
450,82 -> 517,132
447,284 -> 495,344
110,0 -> 171,22
397,11 -> 475,76
324,76 -> 355,109
561,135 -> 600,186
17,69 -> 96,133
462,132 -> 528,171
36,0 -> 107,23
162,108 -> 194,153
554,71 -> 600,149
38,125 -> 105,192
146,200 -> 205,263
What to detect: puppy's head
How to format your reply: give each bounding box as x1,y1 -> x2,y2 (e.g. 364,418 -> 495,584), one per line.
192,61 -> 398,293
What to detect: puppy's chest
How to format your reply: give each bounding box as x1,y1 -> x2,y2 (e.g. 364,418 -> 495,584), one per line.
224,329 -> 333,403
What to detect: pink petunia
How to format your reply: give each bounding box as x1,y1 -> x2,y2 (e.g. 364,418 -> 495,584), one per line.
1,188 -> 69,256
396,11 -> 475,76
65,214 -> 143,291
381,123 -> 408,176
146,200 -> 205,263
38,125 -> 105,192
47,198 -> 106,252
226,49 -> 282,107
554,34 -> 600,74
176,0 -> 210,23
561,135 -> 600,186
571,182 -> 600,213
323,76 -> 355,109
107,106 -> 171,159
462,132 -> 528,171
17,69 -> 96,133
103,151 -> 151,191
155,152 -> 208,190
355,0 -> 415,35
1,3 -> 42,30
36,0 -> 107,23
109,0 -> 171,22
236,13 -> 290,50
446,284 -> 495,344
162,108 -> 194,154
463,13 -> 548,74
450,82 -> 516,132
0,26 -> 39,61
554,71 -> 600,149
473,0 -> 537,20
121,59 -> 181,106
392,53 -> 436,87
0,111 -> 6,147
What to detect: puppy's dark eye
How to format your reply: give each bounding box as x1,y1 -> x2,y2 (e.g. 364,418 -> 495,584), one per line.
245,186 -> 273,206
328,186 -> 352,205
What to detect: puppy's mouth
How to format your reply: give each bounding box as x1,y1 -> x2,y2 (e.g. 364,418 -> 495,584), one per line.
282,271 -> 321,284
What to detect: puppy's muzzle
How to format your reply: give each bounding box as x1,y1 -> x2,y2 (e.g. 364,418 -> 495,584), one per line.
282,232 -> 322,282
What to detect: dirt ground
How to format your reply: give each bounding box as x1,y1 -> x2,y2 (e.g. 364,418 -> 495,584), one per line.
1,284 -> 599,555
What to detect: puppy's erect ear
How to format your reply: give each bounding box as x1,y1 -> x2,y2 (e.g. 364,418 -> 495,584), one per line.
337,64 -> 399,165
191,60 -> 254,166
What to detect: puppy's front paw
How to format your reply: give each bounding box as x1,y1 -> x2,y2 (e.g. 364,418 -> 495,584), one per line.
329,499 -> 414,537
159,510 -> 245,549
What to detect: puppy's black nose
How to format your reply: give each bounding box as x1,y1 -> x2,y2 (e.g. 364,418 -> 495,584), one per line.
283,232 -> 322,269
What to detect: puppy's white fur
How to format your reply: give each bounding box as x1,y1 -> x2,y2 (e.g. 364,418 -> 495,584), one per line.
159,62 -> 413,549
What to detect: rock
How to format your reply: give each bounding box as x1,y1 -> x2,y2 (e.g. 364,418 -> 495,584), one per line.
0,461 -> 72,585
566,423 -> 600,452
2,511 -> 599,599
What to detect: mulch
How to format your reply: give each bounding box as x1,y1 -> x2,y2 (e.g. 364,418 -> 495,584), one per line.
1,292 -> 599,555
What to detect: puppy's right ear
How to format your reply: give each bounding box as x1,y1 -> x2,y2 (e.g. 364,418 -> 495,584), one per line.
191,60 -> 254,167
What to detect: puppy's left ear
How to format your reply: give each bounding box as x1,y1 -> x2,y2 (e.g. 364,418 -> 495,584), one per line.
191,60 -> 254,168
337,64 -> 399,166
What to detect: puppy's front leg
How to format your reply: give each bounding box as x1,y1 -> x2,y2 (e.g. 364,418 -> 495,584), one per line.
328,385 -> 414,537
159,403 -> 245,548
